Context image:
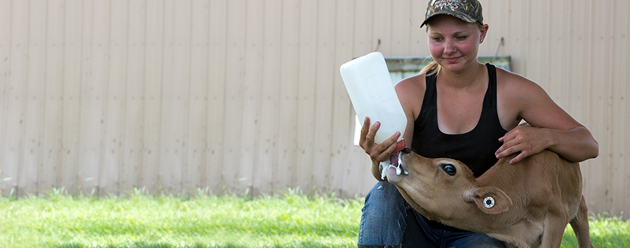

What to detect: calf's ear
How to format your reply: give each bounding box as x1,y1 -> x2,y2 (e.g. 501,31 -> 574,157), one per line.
472,186 -> 512,214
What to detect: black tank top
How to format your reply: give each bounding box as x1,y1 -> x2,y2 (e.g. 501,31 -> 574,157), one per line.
411,64 -> 507,178
411,64 -> 507,232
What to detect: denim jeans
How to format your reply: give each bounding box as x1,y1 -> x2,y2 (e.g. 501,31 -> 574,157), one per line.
358,181 -> 505,248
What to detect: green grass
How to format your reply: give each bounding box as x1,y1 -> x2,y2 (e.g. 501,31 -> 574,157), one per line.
561,212 -> 630,248
0,188 -> 628,248
0,188 -> 361,248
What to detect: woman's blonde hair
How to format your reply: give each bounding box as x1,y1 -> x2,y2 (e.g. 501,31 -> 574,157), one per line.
420,61 -> 440,76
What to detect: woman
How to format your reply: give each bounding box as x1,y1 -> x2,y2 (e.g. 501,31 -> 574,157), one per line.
357,0 -> 599,247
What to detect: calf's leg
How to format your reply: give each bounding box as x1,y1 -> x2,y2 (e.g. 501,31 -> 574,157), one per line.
569,196 -> 595,248
540,212 -> 568,248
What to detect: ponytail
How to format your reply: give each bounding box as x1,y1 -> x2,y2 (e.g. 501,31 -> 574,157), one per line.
420,61 -> 440,76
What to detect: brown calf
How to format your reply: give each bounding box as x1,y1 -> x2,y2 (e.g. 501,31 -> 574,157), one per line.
386,149 -> 595,248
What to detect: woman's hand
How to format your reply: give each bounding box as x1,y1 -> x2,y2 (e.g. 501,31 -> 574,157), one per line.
359,117 -> 405,163
495,125 -> 551,164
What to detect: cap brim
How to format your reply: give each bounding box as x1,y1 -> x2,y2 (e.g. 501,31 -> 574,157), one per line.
420,11 -> 478,28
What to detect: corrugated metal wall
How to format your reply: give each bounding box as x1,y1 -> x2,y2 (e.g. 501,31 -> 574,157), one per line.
0,0 -> 628,219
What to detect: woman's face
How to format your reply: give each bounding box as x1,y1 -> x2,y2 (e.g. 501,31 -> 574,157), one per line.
426,15 -> 488,73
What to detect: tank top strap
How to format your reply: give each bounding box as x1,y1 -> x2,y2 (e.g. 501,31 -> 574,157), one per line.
421,71 -> 438,114
483,63 -> 497,109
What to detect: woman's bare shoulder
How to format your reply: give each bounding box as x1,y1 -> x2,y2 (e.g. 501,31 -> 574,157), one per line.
495,67 -> 580,129
395,73 -> 426,92
495,67 -> 547,100
395,73 -> 427,118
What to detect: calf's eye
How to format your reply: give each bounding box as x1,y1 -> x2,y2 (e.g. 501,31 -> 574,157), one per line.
440,163 -> 456,176
483,197 -> 495,208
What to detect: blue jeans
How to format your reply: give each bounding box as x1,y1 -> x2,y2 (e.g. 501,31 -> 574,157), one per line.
358,181 -> 505,248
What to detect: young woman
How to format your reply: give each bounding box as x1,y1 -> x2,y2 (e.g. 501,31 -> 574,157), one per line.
357,0 -> 599,247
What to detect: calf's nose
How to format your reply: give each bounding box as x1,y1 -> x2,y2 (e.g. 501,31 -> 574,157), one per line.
401,148 -> 412,154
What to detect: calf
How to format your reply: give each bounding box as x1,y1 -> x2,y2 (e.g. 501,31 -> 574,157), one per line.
384,148 -> 595,248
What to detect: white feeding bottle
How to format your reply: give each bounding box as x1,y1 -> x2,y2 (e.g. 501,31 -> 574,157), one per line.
340,52 -> 406,144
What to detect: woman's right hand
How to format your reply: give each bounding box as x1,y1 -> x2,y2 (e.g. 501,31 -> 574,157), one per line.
359,117 -> 405,163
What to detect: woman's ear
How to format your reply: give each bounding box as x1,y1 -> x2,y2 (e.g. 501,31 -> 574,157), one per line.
479,24 -> 489,43
472,186 -> 511,214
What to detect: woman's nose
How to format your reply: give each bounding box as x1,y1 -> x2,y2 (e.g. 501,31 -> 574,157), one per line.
444,39 -> 456,53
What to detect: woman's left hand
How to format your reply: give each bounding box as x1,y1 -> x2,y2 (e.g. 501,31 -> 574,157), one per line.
495,125 -> 552,164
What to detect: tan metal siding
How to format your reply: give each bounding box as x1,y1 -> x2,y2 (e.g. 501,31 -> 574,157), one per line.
0,0 -> 628,219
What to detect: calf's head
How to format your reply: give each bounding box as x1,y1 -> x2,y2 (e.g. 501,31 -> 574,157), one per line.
387,149 -> 512,219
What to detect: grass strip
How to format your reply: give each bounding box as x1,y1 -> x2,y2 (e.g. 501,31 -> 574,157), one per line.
0,188 -> 628,247
1,188 -> 361,248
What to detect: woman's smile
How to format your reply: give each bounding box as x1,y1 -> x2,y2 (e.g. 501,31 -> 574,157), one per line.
444,57 -> 462,63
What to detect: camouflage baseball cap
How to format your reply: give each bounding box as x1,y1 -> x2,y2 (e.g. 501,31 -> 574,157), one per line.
420,0 -> 483,28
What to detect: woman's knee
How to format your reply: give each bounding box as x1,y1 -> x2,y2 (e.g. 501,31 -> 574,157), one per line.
363,181 -> 407,219
359,181 -> 410,246
365,181 -> 403,202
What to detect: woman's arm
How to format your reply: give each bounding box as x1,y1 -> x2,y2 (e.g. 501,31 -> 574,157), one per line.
496,124 -> 598,164
495,71 -> 599,164
360,117 -> 402,181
